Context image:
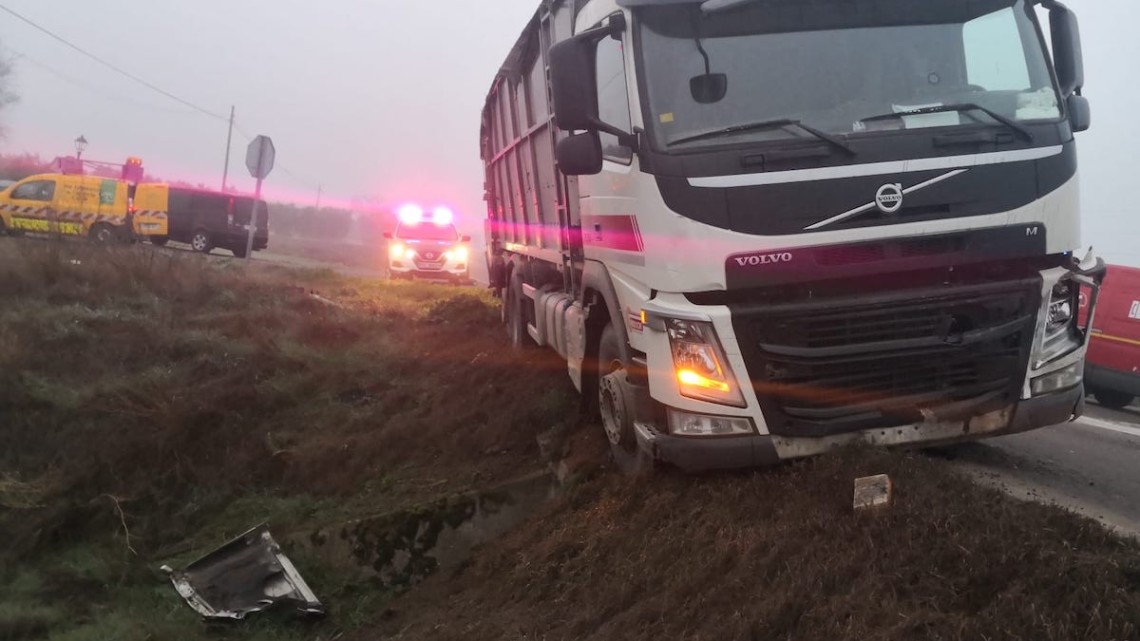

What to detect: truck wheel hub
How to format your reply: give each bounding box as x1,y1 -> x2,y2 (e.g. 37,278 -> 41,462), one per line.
600,370 -> 634,448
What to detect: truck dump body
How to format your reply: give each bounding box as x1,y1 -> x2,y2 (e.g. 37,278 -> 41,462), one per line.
483,0 -> 1102,471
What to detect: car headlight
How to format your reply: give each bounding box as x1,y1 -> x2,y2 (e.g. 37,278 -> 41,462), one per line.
389,242 -> 405,259
404,247 -> 417,261
667,319 -> 746,408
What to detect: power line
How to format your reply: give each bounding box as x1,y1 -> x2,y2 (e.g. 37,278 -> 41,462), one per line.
0,4 -> 325,194
3,46 -> 196,115
0,3 -> 228,122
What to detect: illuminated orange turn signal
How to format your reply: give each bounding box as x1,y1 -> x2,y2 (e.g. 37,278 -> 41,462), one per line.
677,369 -> 731,393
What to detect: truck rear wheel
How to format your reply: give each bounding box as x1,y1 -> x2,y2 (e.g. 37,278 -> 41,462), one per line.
190,230 -> 213,254
231,245 -> 249,258
1094,388 -> 1135,410
598,323 -> 653,475
150,236 -> 169,247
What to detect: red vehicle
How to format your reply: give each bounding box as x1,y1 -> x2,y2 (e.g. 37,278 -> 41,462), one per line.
1083,265 -> 1140,409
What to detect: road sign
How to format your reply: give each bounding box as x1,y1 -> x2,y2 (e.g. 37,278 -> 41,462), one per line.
245,135 -> 275,180
243,135 -> 275,259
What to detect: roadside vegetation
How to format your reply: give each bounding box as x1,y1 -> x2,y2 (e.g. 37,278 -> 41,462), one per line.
3,237 -> 1140,641
0,237 -> 576,640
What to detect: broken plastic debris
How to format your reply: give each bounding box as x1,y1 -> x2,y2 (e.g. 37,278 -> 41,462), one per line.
853,474 -> 893,511
165,524 -> 324,621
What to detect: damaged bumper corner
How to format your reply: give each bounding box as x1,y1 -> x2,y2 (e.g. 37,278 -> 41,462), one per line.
164,524 -> 324,621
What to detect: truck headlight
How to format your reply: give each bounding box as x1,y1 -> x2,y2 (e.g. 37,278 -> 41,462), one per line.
1037,278 -> 1081,365
668,409 -> 755,437
1031,362 -> 1082,396
667,319 -> 746,408
1047,280 -> 1076,338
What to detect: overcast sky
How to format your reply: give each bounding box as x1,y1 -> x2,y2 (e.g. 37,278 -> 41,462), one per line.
0,1 -> 1137,264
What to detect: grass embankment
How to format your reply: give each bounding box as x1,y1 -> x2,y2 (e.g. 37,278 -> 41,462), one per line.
0,238 -> 575,640
379,449 -> 1140,641
5,238 -> 1140,641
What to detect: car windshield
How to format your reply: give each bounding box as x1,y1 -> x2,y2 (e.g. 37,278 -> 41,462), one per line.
637,0 -> 1061,150
396,223 -> 458,242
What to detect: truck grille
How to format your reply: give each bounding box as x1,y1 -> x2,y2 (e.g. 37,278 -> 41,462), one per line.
733,279 -> 1040,436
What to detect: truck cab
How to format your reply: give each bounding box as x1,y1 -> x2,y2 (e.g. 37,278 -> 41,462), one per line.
483,0 -> 1104,472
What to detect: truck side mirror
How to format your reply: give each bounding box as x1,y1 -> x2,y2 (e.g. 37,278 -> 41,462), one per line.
1049,4 -> 1084,97
1067,95 -> 1090,132
556,132 -> 603,176
550,36 -> 600,132
549,14 -> 626,132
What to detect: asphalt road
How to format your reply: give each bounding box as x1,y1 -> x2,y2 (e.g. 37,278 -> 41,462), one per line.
947,401 -> 1140,536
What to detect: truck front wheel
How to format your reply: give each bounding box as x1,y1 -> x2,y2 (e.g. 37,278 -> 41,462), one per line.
598,323 -> 653,475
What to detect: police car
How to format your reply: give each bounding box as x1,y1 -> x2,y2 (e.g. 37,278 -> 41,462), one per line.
385,205 -> 471,283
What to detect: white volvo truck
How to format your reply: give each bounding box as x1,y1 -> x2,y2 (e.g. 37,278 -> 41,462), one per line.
482,0 -> 1104,472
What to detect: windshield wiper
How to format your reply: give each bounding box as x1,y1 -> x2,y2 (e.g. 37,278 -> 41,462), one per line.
858,103 -> 1033,142
668,118 -> 855,155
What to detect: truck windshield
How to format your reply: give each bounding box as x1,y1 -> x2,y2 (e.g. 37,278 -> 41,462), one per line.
396,223 -> 458,242
637,0 -> 1060,150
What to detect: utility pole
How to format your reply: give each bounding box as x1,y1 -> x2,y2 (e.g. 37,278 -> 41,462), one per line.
221,105 -> 235,192
316,184 -> 322,210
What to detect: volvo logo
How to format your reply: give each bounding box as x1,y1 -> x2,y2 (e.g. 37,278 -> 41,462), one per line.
734,252 -> 794,267
875,183 -> 904,214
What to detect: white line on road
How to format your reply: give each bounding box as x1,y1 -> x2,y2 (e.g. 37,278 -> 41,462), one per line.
1079,416 -> 1140,438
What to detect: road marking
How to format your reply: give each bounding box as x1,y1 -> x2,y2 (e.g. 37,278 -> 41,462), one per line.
1080,416 -> 1140,438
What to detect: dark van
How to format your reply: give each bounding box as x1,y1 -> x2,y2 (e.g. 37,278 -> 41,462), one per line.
144,185 -> 269,257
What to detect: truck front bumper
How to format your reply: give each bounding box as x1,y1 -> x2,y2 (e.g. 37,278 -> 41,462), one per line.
635,385 -> 1085,473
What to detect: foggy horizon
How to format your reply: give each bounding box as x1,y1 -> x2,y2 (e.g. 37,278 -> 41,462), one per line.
0,0 -> 1137,263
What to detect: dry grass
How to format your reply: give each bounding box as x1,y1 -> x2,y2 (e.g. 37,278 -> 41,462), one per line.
7,237 -> 1140,641
378,448 -> 1140,641
0,237 -> 575,640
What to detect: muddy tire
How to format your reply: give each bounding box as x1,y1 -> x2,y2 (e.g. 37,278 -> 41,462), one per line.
505,270 -> 534,349
1094,389 -> 1134,410
150,236 -> 169,247
598,323 -> 653,475
190,230 -> 213,254
90,224 -> 117,244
